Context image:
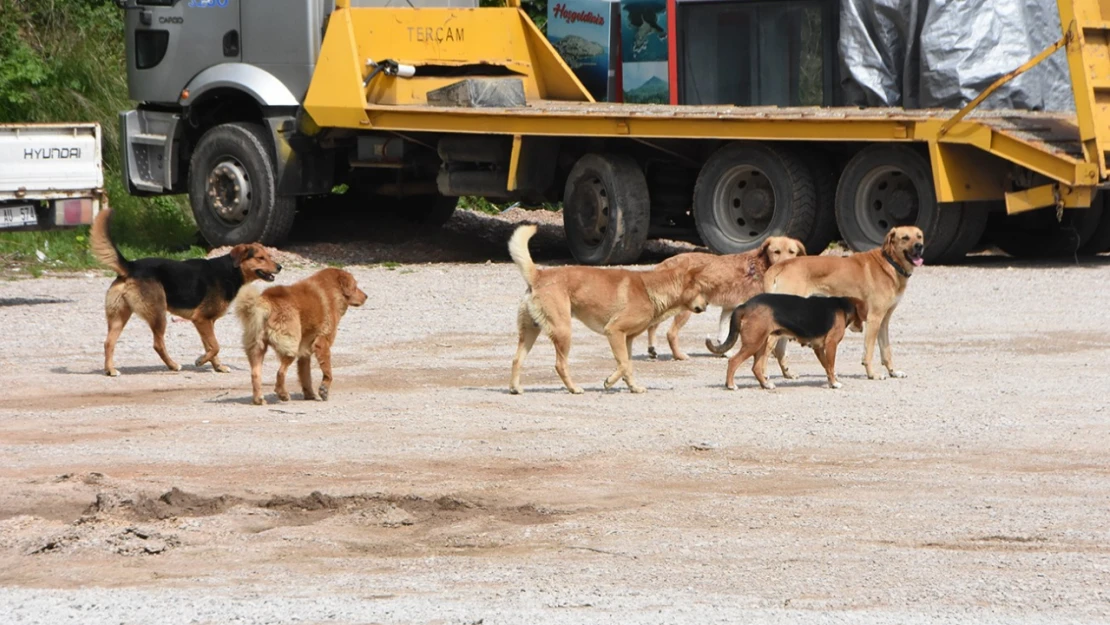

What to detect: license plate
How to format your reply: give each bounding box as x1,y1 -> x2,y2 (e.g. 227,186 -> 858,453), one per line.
0,205 -> 38,228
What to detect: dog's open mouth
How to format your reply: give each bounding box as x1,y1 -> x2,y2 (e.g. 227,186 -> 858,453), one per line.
904,249 -> 925,267
255,269 -> 277,282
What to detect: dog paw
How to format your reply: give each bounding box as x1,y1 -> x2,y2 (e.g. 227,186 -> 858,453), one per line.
302,391 -> 317,401
647,346 -> 658,359
761,381 -> 777,390
194,356 -> 206,368
629,385 -> 647,394
106,369 -> 120,377
214,364 -> 231,374
509,386 -> 523,395
252,397 -> 266,406
890,370 -> 907,379
829,381 -> 843,389
867,372 -> 888,381
673,352 -> 689,362
168,363 -> 182,372
318,385 -> 330,401
569,386 -> 585,395
726,384 -> 737,391
276,391 -> 291,402
781,371 -> 799,380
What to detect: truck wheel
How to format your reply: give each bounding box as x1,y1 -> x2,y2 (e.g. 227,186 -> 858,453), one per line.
188,122 -> 295,247
1078,193 -> 1110,255
693,142 -> 816,254
799,149 -> 839,254
563,153 -> 650,265
987,202 -> 1104,258
835,145 -> 959,263
397,195 -> 458,228
932,202 -> 990,264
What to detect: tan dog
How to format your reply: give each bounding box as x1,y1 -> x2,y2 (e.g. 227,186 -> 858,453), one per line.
705,294 -> 866,390
91,206 -> 282,376
237,268 -> 367,405
508,225 -> 708,394
763,226 -> 924,380
646,236 -> 806,360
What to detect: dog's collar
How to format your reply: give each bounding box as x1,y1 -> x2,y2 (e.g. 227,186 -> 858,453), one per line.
884,252 -> 913,278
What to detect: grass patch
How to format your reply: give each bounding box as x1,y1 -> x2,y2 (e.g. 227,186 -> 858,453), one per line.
0,1 -> 202,275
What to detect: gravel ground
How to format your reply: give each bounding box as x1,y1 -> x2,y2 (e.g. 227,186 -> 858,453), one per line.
1,213 -> 1109,624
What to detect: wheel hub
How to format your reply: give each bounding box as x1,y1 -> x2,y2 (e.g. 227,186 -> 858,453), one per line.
714,166 -> 776,242
856,167 -> 919,241
207,160 -> 252,225
572,177 -> 610,247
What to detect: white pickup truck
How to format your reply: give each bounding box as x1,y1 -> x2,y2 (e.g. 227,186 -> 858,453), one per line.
0,123 -> 103,231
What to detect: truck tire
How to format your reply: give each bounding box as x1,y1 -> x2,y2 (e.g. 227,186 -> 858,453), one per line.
987,202 -> 1104,259
799,149 -> 839,254
834,145 -> 959,263
1078,193 -> 1110,255
188,122 -> 295,247
563,153 -> 650,265
693,142 -> 816,254
932,202 -> 990,264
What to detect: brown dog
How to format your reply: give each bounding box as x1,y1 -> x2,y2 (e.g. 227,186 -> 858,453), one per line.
763,226 -> 925,380
508,225 -> 708,394
91,206 -> 282,376
237,268 -> 367,405
646,236 -> 806,360
705,294 -> 866,390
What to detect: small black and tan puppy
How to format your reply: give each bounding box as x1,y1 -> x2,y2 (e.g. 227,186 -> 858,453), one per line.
91,206 -> 283,377
706,293 -> 866,390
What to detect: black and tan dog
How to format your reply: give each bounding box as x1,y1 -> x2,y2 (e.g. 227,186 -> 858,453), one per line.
90,207 -> 282,377
706,293 -> 866,390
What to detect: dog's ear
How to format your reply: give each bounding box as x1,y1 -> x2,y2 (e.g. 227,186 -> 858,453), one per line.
229,244 -> 255,268
338,271 -> 357,301
884,228 -> 898,249
794,241 -> 807,256
757,238 -> 773,259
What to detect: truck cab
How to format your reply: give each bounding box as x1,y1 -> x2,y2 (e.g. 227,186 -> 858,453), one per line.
119,0 -> 474,247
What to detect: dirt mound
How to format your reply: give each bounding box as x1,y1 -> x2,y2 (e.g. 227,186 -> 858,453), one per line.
85,487 -> 241,521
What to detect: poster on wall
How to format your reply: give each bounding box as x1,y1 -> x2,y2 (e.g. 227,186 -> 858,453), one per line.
547,0 -> 622,102
620,0 -> 669,104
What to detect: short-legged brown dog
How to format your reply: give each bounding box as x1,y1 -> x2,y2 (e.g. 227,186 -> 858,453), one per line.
763,226 -> 924,380
646,236 -> 806,360
237,268 -> 367,405
90,206 -> 281,376
508,225 -> 708,394
706,294 -> 865,390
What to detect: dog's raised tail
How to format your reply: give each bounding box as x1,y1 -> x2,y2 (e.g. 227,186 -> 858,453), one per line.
706,304 -> 746,355
89,206 -> 131,277
508,224 -> 539,287
236,286 -> 271,354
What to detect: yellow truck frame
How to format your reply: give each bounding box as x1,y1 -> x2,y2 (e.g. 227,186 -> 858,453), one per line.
299,0 -> 1110,263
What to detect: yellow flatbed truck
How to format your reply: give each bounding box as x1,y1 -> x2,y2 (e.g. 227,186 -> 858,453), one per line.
119,0 -> 1110,263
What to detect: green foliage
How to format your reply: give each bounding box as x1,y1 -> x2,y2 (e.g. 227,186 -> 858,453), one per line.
0,0 -> 201,272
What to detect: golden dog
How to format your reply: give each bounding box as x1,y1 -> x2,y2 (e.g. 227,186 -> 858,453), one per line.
763,226 -> 924,380
646,236 -> 806,360
237,268 -> 367,405
508,225 -> 708,394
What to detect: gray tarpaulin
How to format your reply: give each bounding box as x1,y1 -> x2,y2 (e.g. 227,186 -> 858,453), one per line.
839,0 -> 1075,112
